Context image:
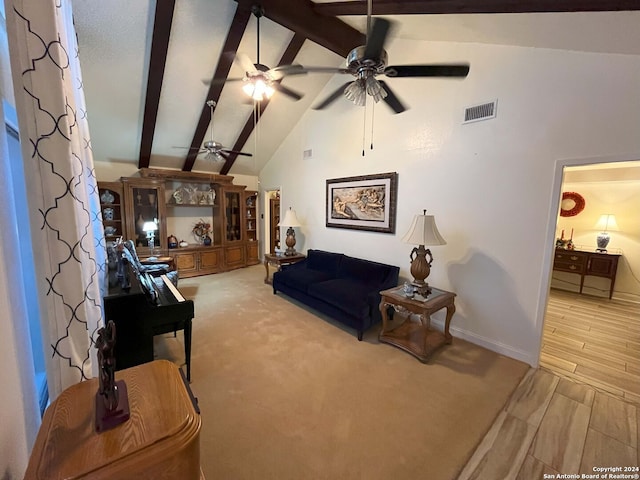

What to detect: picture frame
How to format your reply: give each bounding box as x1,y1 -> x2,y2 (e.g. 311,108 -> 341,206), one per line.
326,172 -> 398,233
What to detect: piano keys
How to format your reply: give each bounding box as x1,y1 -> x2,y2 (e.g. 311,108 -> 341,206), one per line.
103,261 -> 195,381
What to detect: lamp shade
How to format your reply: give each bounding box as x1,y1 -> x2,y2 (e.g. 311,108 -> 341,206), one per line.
402,213 -> 446,246
278,208 -> 301,227
142,221 -> 158,232
594,214 -> 619,232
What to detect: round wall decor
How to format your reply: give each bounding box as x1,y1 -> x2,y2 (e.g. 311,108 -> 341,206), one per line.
560,191 -> 586,217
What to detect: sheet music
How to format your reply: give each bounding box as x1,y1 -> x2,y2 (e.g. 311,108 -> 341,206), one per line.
161,274 -> 185,302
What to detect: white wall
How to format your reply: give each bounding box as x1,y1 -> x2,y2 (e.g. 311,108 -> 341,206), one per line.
260,39 -> 640,365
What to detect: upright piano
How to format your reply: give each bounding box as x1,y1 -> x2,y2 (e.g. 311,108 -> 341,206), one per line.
103,261 -> 195,381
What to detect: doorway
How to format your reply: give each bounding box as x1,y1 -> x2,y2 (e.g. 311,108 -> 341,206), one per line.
538,156 -> 640,402
263,189 -> 280,254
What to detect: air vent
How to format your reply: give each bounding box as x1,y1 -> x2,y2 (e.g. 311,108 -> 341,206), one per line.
303,149 -> 313,160
463,100 -> 497,124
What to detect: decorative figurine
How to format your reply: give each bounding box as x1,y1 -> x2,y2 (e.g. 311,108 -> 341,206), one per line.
95,320 -> 130,432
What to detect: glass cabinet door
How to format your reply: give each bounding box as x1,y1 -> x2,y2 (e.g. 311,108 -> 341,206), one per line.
123,180 -> 166,252
224,190 -> 242,242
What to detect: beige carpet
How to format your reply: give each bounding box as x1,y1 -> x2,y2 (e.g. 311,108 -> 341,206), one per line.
155,265 -> 529,480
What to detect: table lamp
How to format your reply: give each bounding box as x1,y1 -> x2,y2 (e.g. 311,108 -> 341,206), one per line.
401,210 -> 446,296
278,207 -> 301,256
142,221 -> 158,255
594,214 -> 618,252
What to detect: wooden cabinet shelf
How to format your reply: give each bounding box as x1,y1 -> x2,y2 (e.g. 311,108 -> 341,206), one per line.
99,169 -> 258,277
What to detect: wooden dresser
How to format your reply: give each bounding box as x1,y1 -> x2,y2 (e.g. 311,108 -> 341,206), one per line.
552,248 -> 621,299
24,360 -> 202,480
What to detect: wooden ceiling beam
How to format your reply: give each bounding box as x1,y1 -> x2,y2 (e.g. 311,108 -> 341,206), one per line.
235,0 -> 365,57
138,0 -> 176,169
219,33 -> 306,175
182,4 -> 252,172
313,0 -> 640,16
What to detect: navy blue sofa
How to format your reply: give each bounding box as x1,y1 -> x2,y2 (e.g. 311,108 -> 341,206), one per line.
272,249 -> 400,340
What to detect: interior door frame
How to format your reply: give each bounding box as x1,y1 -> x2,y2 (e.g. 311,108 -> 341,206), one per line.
261,186 -> 281,255
534,152 -> 640,365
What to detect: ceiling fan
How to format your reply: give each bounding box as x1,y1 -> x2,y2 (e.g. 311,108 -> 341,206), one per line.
215,5 -> 305,102
175,100 -> 253,162
291,1 -> 470,113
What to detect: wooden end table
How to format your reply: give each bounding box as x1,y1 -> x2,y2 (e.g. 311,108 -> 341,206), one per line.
140,255 -> 176,271
263,252 -> 306,284
379,286 -> 456,362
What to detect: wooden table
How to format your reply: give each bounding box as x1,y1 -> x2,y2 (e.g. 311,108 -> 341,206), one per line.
24,360 -> 201,480
379,286 -> 456,362
263,252 -> 306,284
552,248 -> 620,299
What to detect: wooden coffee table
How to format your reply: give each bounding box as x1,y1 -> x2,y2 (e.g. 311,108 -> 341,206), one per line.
378,286 -> 456,362
263,252 -> 306,284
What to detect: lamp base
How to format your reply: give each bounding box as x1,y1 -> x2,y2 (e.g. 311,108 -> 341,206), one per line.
596,232 -> 610,253
284,227 -> 297,256
410,281 -> 432,297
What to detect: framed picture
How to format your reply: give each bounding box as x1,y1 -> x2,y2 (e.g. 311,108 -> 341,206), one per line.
326,172 -> 398,233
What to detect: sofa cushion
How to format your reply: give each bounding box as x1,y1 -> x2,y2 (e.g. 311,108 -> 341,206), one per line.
273,268 -> 334,294
306,249 -> 343,275
337,255 -> 389,286
308,279 -> 372,319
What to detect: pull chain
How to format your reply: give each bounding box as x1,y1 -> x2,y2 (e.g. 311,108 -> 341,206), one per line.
362,97 -> 367,156
370,101 -> 375,151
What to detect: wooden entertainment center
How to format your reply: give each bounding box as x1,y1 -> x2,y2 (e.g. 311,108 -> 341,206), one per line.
98,168 -> 259,278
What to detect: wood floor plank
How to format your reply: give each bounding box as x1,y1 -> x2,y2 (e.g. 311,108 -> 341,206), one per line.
575,364 -> 640,397
530,393 -> 591,473
516,454 -> 559,480
458,412 -> 537,480
542,333 -> 585,351
583,343 -> 640,366
555,378 -> 596,406
580,428 -> 637,475
590,392 -> 638,448
506,369 -> 559,427
539,352 -> 577,374
542,344 -> 626,372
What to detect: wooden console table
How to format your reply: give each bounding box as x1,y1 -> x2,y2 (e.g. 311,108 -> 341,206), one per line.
263,252 -> 306,284
24,360 -> 202,480
379,286 -> 456,362
552,248 -> 621,299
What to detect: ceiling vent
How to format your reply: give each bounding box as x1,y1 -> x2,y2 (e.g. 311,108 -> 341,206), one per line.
463,100 -> 497,124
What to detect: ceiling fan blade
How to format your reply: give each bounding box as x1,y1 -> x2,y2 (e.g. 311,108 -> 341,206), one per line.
172,146 -> 204,151
313,81 -> 352,110
377,81 -> 406,114
203,76 -> 245,86
296,66 -> 348,75
384,64 -> 470,78
222,149 -> 253,157
235,52 -> 256,73
268,64 -> 307,80
363,18 -> 392,60
272,83 -> 304,101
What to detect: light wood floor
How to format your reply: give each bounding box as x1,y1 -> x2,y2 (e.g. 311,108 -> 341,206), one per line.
458,290 -> 640,479
541,288 -> 640,404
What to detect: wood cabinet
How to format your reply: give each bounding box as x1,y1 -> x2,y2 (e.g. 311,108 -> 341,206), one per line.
122,178 -> 167,251
244,191 -> 259,265
98,181 -> 124,243
24,360 -> 201,480
98,169 -> 257,277
552,249 -> 621,299
270,197 -> 280,253
173,246 -> 223,278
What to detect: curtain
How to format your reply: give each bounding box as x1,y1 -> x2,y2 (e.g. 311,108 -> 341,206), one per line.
5,0 -> 106,399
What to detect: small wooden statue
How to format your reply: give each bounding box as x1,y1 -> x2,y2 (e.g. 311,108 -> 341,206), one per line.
95,320 -> 130,432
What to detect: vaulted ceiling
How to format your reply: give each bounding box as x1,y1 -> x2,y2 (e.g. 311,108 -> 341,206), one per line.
71,0 -> 640,177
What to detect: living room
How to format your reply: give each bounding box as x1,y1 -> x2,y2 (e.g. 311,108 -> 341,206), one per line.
2,1 -> 640,478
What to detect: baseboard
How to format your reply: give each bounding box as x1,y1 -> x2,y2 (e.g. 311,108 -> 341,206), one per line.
429,317 -> 538,367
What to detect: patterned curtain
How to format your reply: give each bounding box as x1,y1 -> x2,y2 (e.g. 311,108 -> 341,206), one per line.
5,0 -> 106,399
